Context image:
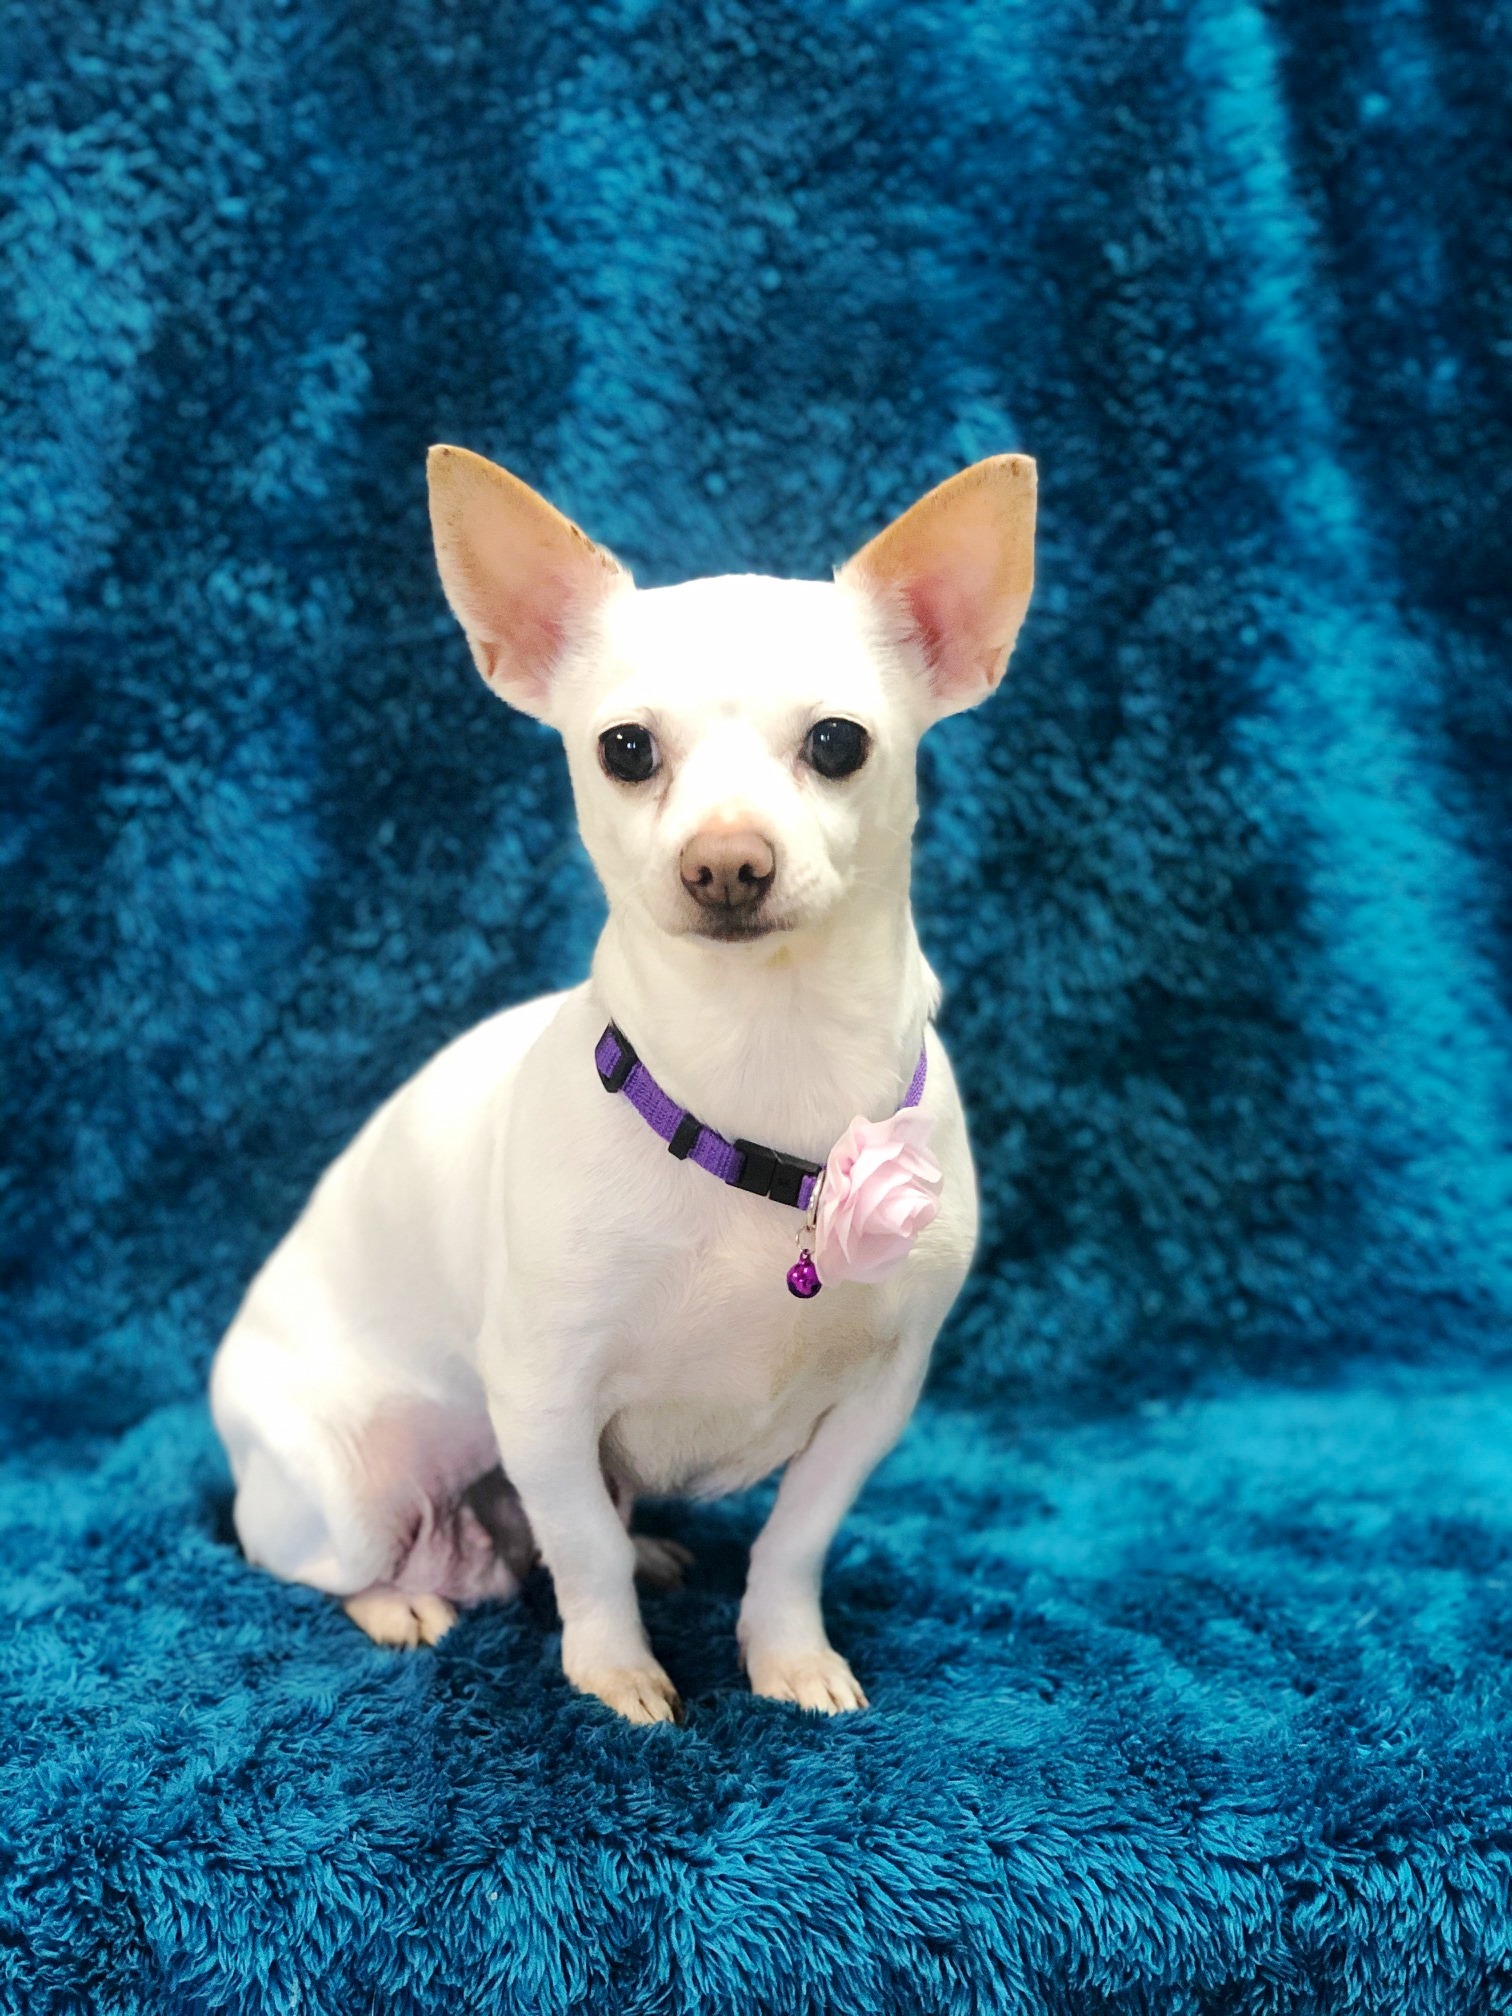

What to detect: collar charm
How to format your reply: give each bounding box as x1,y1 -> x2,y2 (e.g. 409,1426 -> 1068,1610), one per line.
786,1249 -> 823,1299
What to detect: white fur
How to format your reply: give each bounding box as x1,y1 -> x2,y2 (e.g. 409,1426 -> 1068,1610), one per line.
212,454 -> 1034,1722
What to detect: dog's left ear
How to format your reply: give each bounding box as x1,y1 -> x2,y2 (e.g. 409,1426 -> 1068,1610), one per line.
427,445 -> 630,719
839,455 -> 1036,720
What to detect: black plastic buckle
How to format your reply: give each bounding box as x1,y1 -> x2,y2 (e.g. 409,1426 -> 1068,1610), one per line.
597,1024 -> 638,1094
769,1153 -> 821,1209
733,1140 -> 822,1207
667,1112 -> 702,1160
732,1140 -> 776,1197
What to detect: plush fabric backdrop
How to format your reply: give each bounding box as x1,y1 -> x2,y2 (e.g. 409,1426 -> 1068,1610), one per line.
5,0 -> 1512,2009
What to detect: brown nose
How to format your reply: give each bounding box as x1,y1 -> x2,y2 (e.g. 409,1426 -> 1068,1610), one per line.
679,826 -> 776,912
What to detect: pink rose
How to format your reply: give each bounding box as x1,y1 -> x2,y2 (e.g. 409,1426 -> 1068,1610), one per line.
812,1108 -> 943,1286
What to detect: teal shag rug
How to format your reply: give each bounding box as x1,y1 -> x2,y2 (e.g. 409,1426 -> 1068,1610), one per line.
4,0 -> 1512,2009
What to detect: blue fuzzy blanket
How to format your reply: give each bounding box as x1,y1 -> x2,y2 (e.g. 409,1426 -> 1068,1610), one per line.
5,1 -> 1512,2009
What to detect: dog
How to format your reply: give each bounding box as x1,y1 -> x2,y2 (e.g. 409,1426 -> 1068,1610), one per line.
210,446 -> 1036,1723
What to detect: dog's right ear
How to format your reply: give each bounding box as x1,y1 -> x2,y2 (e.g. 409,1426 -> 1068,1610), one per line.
427,445 -> 629,719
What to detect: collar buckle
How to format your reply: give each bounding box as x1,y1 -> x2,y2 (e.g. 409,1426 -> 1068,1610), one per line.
733,1140 -> 823,1208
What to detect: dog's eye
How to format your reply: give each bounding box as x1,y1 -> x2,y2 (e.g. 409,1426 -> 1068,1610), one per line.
598,723 -> 660,784
802,718 -> 870,780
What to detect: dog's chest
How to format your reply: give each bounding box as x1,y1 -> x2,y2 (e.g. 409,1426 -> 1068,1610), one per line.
596,1234 -> 893,1498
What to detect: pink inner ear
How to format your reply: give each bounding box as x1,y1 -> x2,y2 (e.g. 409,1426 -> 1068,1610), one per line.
902,571 -> 982,700
474,561 -> 572,701
902,575 -> 947,679
504,600 -> 566,701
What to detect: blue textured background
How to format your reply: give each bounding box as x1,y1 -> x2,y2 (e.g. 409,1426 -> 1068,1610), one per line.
4,1 -> 1512,2009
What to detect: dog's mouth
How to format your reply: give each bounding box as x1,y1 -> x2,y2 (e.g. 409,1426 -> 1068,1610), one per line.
687,913 -> 791,944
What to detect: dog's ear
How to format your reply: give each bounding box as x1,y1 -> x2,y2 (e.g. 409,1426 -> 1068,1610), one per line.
427,445 -> 629,718
839,455 -> 1036,720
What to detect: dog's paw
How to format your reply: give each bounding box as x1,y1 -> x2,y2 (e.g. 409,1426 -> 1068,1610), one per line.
571,1661 -> 683,1725
632,1534 -> 695,1589
343,1589 -> 457,1649
746,1646 -> 869,1714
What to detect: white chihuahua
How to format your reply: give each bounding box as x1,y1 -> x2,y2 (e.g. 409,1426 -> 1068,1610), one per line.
211,447 -> 1036,1723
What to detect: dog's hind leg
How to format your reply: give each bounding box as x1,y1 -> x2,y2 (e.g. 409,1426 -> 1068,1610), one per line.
343,1466 -> 543,1645
231,1438 -> 389,1599
603,1470 -> 694,1589
226,1398 -> 525,1647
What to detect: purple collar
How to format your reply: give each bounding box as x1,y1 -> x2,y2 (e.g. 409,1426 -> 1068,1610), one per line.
595,1022 -> 928,1213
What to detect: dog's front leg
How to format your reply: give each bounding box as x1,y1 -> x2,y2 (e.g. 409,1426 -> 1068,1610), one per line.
489,1399 -> 680,1726
738,1333 -> 933,1714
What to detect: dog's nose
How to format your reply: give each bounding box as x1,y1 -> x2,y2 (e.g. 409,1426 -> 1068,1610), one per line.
679,826 -> 776,913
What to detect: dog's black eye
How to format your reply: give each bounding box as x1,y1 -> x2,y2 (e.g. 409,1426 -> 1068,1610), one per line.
803,718 -> 870,780
599,723 -> 659,784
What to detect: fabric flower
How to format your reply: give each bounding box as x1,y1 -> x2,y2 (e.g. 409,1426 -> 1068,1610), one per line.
812,1107 -> 943,1286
